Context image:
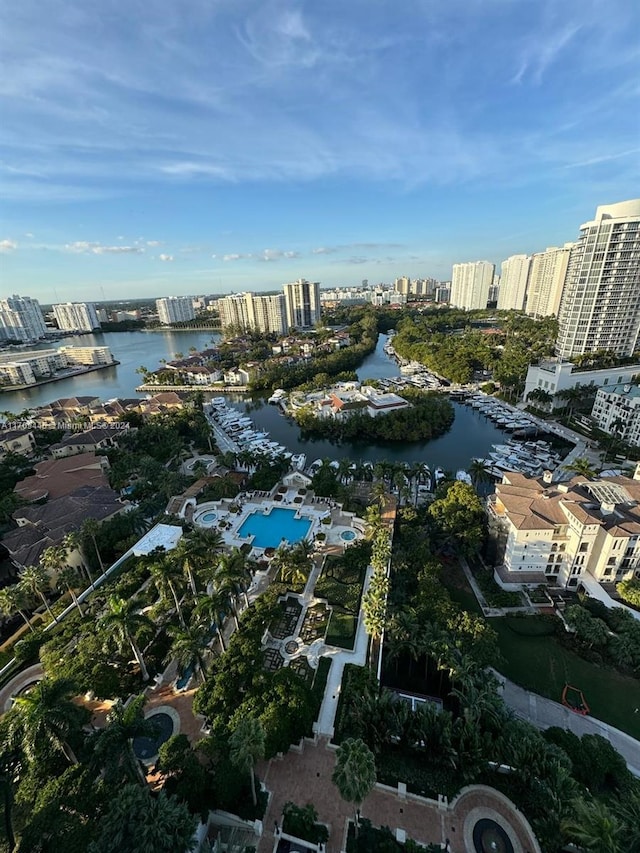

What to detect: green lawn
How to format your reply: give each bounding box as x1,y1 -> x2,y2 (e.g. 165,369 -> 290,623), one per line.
490,616 -> 640,740
325,609 -> 357,649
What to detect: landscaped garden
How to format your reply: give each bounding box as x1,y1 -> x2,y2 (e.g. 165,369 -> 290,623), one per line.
315,541 -> 371,649
331,502 -> 640,853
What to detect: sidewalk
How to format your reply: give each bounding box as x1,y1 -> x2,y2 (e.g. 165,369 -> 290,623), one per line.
495,671 -> 640,776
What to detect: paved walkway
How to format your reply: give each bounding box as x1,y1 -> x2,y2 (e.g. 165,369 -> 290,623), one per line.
257,738 -> 540,853
496,671 -> 640,775
0,663 -> 43,712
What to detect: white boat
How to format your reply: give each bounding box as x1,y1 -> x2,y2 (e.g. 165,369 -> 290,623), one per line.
291,453 -> 307,471
434,467 -> 446,483
268,389 -> 287,404
456,470 -> 472,484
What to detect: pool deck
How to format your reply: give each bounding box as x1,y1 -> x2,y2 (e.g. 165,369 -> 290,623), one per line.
192,485 -> 364,554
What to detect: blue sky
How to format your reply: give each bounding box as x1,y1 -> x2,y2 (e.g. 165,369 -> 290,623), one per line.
1,0 -> 638,303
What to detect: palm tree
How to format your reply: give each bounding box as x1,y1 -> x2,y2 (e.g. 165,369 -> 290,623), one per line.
468,459 -> 491,489
0,583 -> 35,633
149,552 -> 186,626
214,548 -> 254,607
337,457 -> 353,484
91,695 -> 156,786
62,531 -> 93,585
561,797 -> 623,853
193,591 -> 229,652
565,457 -> 597,479
40,543 -> 70,579
19,565 -> 54,622
99,596 -> 153,682
526,388 -> 553,408
168,624 -> 209,684
80,519 -> 105,575
88,784 -> 196,853
175,528 -> 224,597
229,717 -> 265,807
6,677 -> 88,766
56,565 -> 85,616
332,737 -> 376,837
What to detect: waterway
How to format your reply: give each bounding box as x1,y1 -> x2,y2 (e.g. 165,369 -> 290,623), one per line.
1,330 -> 508,471
228,334 -> 508,471
1,329 -> 220,413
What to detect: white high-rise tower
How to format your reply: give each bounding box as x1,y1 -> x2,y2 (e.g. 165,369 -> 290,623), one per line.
525,245 -> 573,319
556,200 -> 640,358
53,302 -> 100,332
282,279 -> 321,329
450,262 -> 495,310
497,255 -> 531,311
0,295 -> 47,342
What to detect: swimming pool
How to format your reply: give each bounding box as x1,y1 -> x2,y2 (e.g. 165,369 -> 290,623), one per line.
237,507 -> 312,550
341,530 -> 356,542
200,511 -> 217,523
132,712 -> 174,760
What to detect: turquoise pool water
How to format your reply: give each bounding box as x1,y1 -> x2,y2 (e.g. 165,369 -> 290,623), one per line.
341,530 -> 356,541
238,507 -> 312,549
200,511 -> 217,523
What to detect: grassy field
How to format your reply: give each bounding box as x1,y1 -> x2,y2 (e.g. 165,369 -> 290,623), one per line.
490,616 -> 640,740
441,562 -> 640,739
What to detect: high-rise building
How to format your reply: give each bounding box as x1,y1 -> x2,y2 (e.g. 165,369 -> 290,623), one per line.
497,255 -> 531,311
217,293 -> 288,335
156,296 -> 195,325
525,245 -> 573,319
0,295 -> 47,342
450,262 -> 495,310
394,276 -> 411,295
282,279 -> 321,329
556,200 -> 640,358
52,302 -> 100,332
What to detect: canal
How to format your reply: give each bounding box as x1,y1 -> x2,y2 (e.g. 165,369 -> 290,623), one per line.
2,330 -> 508,471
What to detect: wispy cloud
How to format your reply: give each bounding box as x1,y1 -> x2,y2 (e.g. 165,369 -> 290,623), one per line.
0,239 -> 17,253
564,148 -> 640,169
158,253 -> 174,262
65,241 -> 144,255
512,23 -> 583,85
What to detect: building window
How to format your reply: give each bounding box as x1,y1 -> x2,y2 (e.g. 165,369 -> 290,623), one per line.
579,543 -> 589,553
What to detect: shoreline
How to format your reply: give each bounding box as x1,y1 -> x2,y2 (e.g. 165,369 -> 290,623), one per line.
1,361 -> 121,393
136,383 -> 249,393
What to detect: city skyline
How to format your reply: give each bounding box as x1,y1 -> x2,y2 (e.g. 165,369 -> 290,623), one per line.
1,0 -> 639,302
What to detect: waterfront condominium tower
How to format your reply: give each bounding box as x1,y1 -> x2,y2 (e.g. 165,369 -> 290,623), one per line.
52,302 -> 100,332
282,279 -> 321,329
497,255 -> 531,311
525,244 -> 574,319
556,200 -> 640,358
156,296 -> 195,325
217,292 -> 288,335
450,261 -> 495,310
0,294 -> 47,342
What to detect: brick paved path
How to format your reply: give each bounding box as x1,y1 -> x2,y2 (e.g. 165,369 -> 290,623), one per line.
257,738 -> 540,853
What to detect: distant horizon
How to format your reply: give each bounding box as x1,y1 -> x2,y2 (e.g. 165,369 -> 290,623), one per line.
2,1 -> 638,302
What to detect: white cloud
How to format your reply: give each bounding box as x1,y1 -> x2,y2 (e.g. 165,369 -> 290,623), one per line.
147,240 -> 162,246
159,253 -> 174,262
223,253 -> 248,262
0,239 -> 17,253
259,248 -> 300,261
65,241 -> 144,255
24,232 -> 34,238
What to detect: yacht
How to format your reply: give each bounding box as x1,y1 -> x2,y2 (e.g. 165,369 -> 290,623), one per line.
291,453 -> 307,471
